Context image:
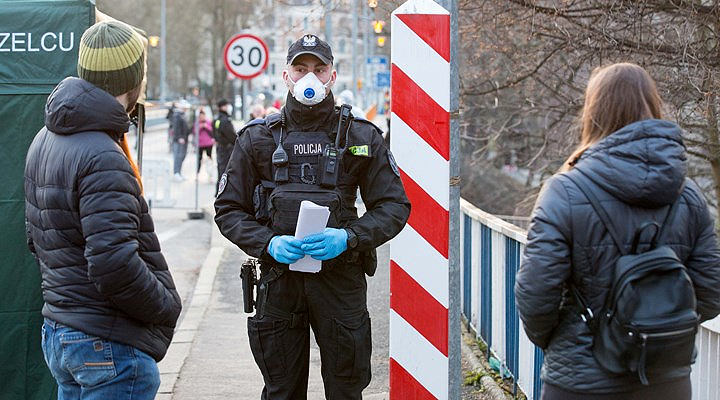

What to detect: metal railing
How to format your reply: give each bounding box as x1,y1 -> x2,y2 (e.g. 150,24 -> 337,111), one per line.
459,198 -> 720,400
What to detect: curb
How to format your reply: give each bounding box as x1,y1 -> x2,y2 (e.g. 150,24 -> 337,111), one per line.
461,327 -> 508,400
156,203 -> 227,400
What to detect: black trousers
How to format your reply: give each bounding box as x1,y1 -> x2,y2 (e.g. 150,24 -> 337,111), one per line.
541,376 -> 691,400
248,261 -> 372,400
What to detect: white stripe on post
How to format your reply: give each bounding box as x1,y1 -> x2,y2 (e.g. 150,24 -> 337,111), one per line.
391,113 -> 449,211
393,225 -> 450,308
389,310 -> 449,398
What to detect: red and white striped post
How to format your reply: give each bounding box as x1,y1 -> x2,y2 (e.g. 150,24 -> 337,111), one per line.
389,0 -> 459,398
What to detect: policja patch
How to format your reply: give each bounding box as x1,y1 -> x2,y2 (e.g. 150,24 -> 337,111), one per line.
387,150 -> 400,177
217,173 -> 228,197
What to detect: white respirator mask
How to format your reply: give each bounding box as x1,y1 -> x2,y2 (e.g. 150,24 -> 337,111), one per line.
288,72 -> 331,106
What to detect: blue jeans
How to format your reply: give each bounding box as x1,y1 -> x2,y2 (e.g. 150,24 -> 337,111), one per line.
173,141 -> 188,174
41,318 -> 160,400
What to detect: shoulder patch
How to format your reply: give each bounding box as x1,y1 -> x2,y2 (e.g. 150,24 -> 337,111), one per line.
216,173 -> 228,197
348,145 -> 370,157
387,150 -> 400,177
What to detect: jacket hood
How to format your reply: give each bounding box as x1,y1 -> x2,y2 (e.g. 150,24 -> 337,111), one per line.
45,77 -> 130,139
574,119 -> 687,207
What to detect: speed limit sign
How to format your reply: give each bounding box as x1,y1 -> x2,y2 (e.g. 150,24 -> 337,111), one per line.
223,34 -> 269,80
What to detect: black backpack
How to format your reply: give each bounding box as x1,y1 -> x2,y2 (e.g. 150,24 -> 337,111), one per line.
567,173 -> 698,385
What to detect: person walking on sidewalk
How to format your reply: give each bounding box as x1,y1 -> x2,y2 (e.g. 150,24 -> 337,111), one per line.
24,20 -> 182,400
172,100 -> 192,181
515,63 -> 720,400
195,108 -> 215,177
215,34 -> 410,399
213,98 -> 235,192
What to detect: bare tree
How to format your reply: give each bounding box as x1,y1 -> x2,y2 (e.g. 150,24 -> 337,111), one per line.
460,1 -> 720,215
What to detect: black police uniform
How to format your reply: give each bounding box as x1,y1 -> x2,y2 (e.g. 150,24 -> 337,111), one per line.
215,92 -> 410,399
214,109 -> 235,190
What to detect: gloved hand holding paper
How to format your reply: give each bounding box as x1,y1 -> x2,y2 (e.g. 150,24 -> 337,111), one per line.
290,200 -> 330,273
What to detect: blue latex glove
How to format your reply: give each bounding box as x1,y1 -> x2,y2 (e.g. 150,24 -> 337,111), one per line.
267,235 -> 305,264
301,228 -> 348,261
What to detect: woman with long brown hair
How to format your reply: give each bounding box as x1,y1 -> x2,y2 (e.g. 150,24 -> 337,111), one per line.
515,63 -> 720,399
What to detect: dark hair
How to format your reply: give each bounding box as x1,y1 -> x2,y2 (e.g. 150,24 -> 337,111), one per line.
562,63 -> 663,171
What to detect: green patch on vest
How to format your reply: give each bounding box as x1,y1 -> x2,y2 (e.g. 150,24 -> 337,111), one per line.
348,145 -> 370,157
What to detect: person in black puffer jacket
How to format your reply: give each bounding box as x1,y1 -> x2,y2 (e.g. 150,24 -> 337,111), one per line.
516,63 -> 720,400
24,21 -> 181,400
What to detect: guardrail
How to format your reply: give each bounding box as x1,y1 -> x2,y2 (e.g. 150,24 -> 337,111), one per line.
459,198 -> 720,400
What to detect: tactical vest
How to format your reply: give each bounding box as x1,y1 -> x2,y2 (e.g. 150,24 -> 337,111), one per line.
253,106 -> 353,236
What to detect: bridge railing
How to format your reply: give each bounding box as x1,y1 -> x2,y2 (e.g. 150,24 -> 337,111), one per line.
459,198 -> 720,400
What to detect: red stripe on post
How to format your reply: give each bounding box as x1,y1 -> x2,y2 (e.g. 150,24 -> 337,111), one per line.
390,358 -> 438,400
391,260 -> 448,356
391,64 -> 450,161
396,14 -> 450,62
399,168 -> 449,259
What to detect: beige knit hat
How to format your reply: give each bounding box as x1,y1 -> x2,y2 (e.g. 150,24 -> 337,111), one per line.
77,20 -> 145,96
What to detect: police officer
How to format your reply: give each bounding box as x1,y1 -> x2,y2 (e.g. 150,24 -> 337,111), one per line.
213,98 -> 235,191
215,34 -> 410,399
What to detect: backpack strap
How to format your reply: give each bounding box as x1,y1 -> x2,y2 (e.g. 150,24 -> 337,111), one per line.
654,181 -> 686,246
565,170 -> 626,331
565,171 -> 626,253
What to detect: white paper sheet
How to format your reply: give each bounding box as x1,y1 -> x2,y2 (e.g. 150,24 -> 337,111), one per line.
290,200 -> 330,273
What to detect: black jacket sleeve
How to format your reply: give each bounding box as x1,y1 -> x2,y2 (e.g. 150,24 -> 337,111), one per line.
214,129 -> 275,257
682,182 -> 720,322
515,175 -> 573,349
346,124 -> 411,250
78,150 -> 182,327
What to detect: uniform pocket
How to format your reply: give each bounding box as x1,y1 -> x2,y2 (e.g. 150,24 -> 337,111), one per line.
247,317 -> 289,382
60,332 -> 116,387
334,311 -> 372,380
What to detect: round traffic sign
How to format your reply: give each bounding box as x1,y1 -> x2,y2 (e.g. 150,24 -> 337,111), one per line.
223,34 -> 269,80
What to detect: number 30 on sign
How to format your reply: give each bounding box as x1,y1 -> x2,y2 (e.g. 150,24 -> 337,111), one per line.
223,34 -> 269,80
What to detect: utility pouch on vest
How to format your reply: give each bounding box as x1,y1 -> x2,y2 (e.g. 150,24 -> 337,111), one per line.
267,183 -> 342,235
253,180 -> 275,225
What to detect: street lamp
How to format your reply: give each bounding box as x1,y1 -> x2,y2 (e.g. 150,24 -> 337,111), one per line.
368,0 -> 377,8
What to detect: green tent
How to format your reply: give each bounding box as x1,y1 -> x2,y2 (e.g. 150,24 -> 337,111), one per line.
0,1 -> 94,398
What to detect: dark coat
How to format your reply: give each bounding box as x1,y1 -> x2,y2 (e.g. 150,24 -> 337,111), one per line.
516,119 -> 720,393
214,93 -> 410,267
24,77 -> 182,362
171,110 -> 190,142
213,110 -> 236,147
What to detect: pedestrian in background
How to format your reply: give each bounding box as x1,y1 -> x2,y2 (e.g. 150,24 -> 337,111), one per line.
213,98 -> 236,192
194,108 -> 215,179
515,62 -> 720,400
24,20 -> 182,400
249,103 -> 265,121
215,34 -> 410,398
172,100 -> 191,181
